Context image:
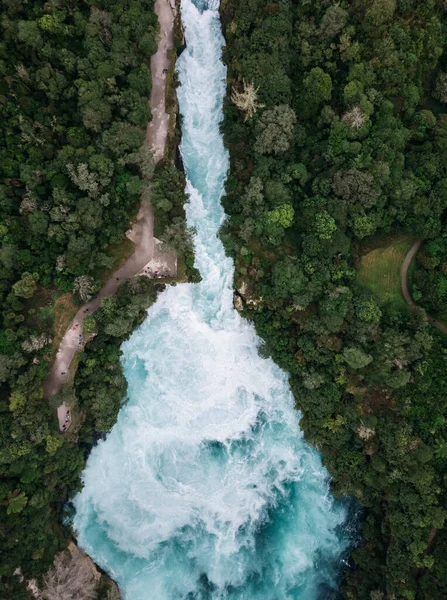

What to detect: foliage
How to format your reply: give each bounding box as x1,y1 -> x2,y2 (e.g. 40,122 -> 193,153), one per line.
231,80 -> 264,121
5,490 -> 28,515
151,162 -> 200,280
74,278 -> 158,433
0,0 -> 161,595
220,0 -> 447,596
254,104 -> 297,155
161,217 -> 196,255
414,237 -> 447,317
73,276 -> 97,303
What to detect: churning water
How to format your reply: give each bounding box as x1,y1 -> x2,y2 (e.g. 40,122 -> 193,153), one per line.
73,1 -> 350,597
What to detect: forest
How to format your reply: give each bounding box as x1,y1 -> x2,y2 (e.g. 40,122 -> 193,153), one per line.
413,237 -> 447,318
220,0 -> 447,598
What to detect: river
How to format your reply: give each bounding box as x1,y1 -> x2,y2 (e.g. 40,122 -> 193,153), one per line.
73,1 -> 350,598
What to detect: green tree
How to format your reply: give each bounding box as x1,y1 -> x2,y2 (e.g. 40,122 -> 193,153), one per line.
272,259 -> 314,306
356,298 -> 382,324
5,491 -> 28,515
266,204 -> 294,228
254,105 -> 297,155
303,67 -> 332,109
315,211 -> 337,240
319,6 -> 348,40
352,214 -> 378,239
12,272 -> 37,299
161,217 -> 195,254
333,169 -> 379,209
343,346 -> 373,369
366,0 -> 397,26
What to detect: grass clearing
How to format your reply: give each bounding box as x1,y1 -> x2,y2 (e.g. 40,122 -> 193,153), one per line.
68,351 -> 82,384
356,235 -> 415,307
51,293 -> 78,357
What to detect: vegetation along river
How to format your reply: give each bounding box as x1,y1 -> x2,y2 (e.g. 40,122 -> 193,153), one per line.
73,0 -> 351,597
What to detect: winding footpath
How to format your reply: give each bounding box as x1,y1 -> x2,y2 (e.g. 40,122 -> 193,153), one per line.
44,0 -> 177,429
400,239 -> 447,335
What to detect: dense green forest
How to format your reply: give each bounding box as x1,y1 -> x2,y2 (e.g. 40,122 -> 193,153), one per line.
413,237 -> 447,318
220,0 -> 447,598
0,0 -> 178,596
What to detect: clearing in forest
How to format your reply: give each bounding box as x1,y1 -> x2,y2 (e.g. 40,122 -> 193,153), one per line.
356,235 -> 415,307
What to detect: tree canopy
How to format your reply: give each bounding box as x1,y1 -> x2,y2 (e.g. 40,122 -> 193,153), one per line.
221,0 -> 447,596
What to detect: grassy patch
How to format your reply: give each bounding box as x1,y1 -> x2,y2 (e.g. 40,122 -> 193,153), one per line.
356,235 -> 415,307
52,293 -> 78,357
68,351 -> 82,384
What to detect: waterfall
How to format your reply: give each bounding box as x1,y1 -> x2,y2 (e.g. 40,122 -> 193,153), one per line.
73,1 -> 350,598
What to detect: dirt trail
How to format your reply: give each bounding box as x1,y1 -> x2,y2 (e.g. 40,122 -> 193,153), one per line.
400,239 -> 447,335
45,0 -> 177,421
146,0 -> 176,160
400,239 -> 423,308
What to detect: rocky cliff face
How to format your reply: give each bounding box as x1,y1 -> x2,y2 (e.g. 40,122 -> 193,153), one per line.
36,542 -> 121,600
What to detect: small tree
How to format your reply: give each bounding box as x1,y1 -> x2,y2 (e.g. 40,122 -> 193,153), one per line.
66,163 -> 100,198
231,80 -> 263,121
5,490 -> 28,515
0,354 -> 18,382
303,67 -> 332,106
342,106 -> 366,129
366,0 -> 397,26
343,346 -> 373,369
266,204 -> 294,228
16,63 -> 30,81
161,217 -> 196,254
56,255 -> 66,272
13,272 -> 37,298
356,298 -> 382,324
19,192 -> 37,215
73,275 -> 96,302
434,72 -> 447,104
22,333 -> 50,353
319,5 -> 348,40
333,168 -> 379,209
254,105 -> 297,155
315,211 -> 337,240
352,214 -> 378,239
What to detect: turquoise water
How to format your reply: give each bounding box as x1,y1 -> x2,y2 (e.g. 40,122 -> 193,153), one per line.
73,1 -> 350,598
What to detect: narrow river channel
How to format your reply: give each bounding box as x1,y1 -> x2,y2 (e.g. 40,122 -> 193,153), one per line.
73,1 -> 350,597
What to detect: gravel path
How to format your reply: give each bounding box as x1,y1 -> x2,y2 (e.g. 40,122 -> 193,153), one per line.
46,0 -> 177,422
146,0 -> 176,160
400,239 -> 423,308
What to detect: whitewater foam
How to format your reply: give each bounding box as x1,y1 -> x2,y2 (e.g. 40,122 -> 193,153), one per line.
73,1 -> 350,598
